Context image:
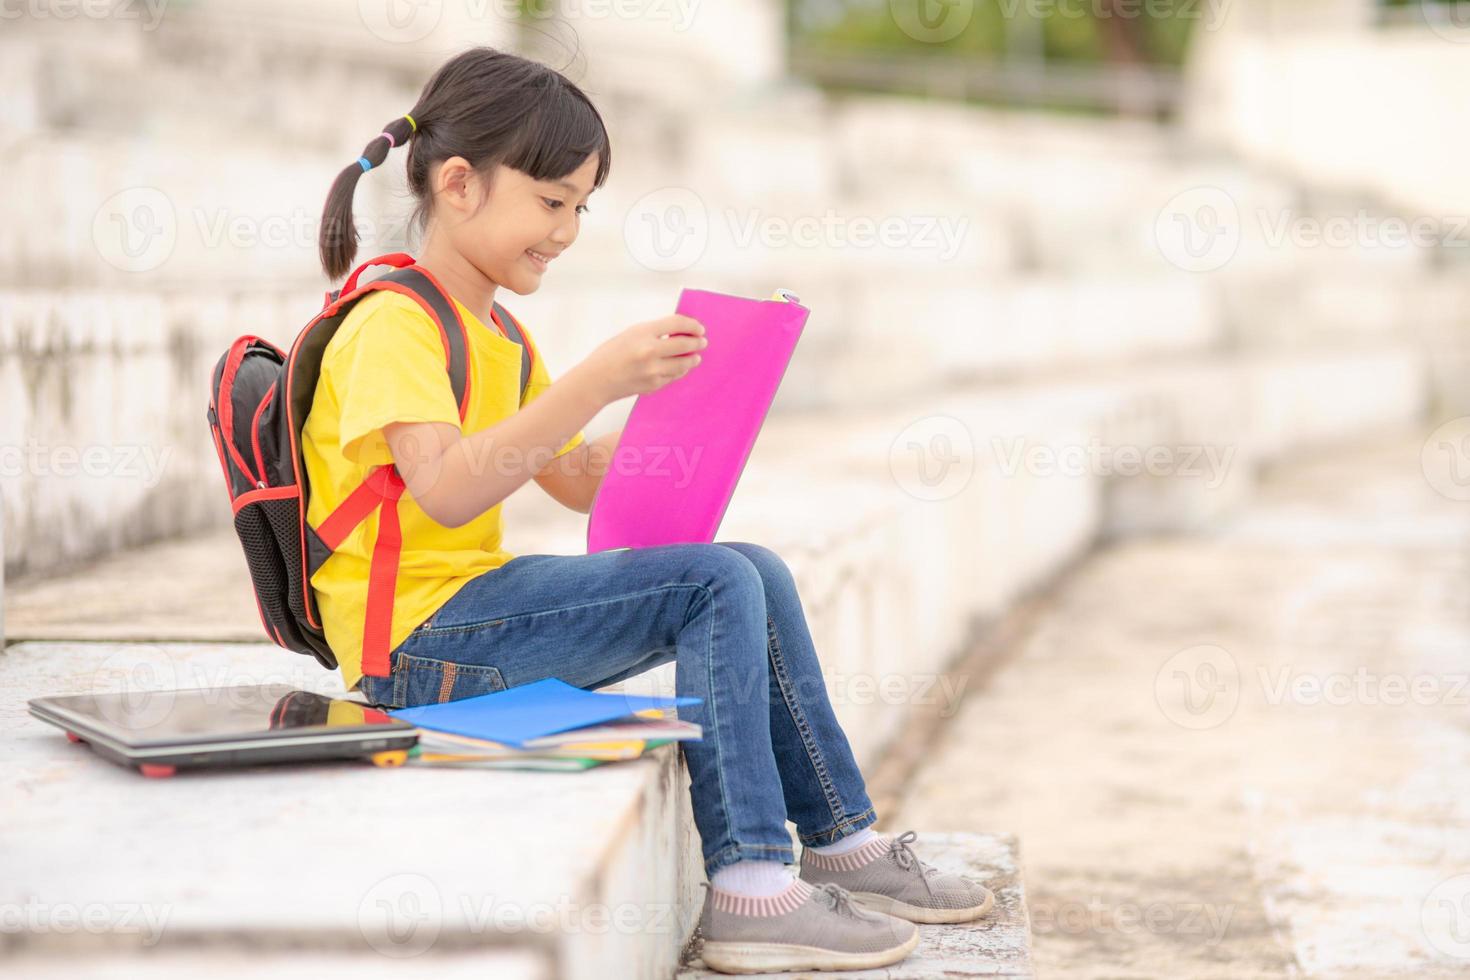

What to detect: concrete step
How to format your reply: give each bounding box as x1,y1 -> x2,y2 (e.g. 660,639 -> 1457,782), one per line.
2,640 -> 702,978
676,832 -> 1034,979
8,342 -> 1427,760
5,639 -> 1033,977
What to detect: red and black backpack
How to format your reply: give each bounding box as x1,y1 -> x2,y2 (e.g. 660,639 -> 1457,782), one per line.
206,252 -> 535,678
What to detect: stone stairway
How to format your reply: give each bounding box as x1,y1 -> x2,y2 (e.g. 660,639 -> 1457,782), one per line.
2,2 -> 1456,976
4,336 -> 1425,976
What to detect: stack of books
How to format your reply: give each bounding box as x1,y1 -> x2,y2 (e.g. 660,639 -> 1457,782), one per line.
387,677 -> 703,772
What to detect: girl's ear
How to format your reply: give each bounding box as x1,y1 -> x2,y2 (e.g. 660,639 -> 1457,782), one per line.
434,156 -> 477,211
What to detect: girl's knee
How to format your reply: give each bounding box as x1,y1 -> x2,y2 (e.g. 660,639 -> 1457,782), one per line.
680,542 -> 765,593
717,541 -> 792,587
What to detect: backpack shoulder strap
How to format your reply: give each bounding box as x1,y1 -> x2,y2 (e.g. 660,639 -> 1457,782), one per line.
311,263 -> 474,680
491,301 -> 534,407
368,266 -> 473,422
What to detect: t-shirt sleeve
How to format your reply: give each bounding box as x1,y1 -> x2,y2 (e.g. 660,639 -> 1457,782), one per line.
329,302 -> 461,469
519,325 -> 587,459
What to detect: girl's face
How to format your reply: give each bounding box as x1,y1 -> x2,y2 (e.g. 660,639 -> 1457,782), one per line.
429,153 -> 599,296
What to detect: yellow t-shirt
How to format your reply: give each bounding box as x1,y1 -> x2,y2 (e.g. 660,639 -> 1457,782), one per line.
302,290 -> 586,693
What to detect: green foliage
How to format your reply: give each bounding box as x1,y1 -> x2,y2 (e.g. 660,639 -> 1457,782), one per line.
792,0 -> 1200,67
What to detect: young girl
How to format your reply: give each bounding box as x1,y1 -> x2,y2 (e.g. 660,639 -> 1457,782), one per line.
303,46 -> 991,974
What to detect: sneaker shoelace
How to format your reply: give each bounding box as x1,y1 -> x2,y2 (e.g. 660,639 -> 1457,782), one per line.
814,881 -> 864,918
887,830 -> 943,902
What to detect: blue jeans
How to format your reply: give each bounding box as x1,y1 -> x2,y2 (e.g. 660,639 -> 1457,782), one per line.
356,540 -> 879,877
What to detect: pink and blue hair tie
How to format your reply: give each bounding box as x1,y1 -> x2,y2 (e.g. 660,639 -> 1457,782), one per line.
357,156 -> 373,172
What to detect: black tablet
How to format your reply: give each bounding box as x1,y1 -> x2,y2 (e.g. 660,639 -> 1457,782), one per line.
28,683 -> 418,778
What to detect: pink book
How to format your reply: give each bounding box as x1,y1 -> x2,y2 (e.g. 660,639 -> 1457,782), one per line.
586,288 -> 809,552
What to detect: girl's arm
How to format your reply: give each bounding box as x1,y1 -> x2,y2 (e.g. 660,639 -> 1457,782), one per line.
532,428 -> 623,514
383,362 -> 608,528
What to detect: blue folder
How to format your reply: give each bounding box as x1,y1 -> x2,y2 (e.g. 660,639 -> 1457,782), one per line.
388,677 -> 702,748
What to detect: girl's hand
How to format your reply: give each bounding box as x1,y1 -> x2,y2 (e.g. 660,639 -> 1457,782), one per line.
580,315 -> 708,404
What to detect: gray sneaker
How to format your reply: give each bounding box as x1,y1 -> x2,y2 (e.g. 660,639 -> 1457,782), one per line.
799,830 -> 995,924
693,875 -> 919,974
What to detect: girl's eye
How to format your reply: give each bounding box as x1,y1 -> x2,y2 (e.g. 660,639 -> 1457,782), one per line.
543,198 -> 590,216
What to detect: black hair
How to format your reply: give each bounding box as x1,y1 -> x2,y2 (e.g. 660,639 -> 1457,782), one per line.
319,45 -> 612,281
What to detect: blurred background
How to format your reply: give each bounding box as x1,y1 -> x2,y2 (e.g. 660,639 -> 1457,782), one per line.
3,1 -> 1470,977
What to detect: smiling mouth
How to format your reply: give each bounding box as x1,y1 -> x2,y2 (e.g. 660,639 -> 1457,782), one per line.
526,248 -> 556,269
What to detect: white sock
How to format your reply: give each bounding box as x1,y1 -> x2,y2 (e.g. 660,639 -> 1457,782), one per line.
710,859 -> 795,898
808,827 -> 880,856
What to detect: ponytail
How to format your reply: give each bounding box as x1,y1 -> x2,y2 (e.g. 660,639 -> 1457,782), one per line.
319,113 -> 419,281
318,47 -> 612,284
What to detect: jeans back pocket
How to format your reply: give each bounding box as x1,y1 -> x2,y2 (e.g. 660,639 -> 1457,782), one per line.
393,650 -> 508,707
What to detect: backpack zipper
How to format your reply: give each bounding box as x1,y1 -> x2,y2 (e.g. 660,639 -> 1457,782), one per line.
250,385 -> 277,490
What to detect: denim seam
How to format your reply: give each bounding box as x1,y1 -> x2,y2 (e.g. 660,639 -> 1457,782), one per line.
766,613 -> 846,831
413,585 -> 706,637
695,580 -> 742,868
392,651 -> 406,707
797,806 -> 879,847
704,842 -> 796,877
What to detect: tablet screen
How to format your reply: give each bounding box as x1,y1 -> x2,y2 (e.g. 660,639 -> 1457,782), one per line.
32,683 -> 411,747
